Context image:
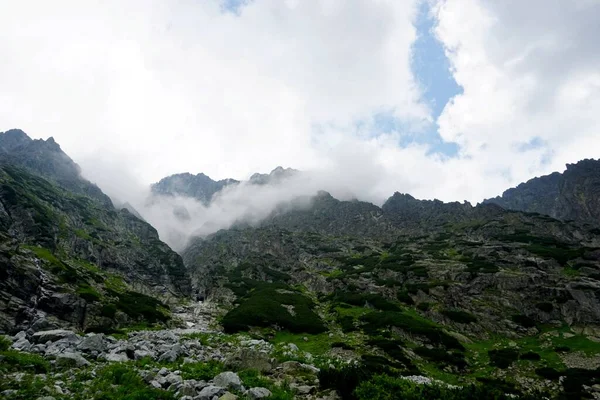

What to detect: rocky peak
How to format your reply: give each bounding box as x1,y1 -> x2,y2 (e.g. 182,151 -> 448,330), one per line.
485,159 -> 600,226
0,128 -> 33,152
151,172 -> 239,205
249,166 -> 299,185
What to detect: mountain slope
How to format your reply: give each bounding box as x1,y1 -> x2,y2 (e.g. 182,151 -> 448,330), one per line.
0,130 -> 191,333
485,159 -> 600,226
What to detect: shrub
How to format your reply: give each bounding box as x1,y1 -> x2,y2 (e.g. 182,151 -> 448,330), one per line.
554,345 -> 571,353
0,350 -> 50,373
0,335 -> 11,351
520,351 -> 541,361
355,374 -> 543,400
108,290 -> 170,323
417,302 -> 431,312
488,348 -> 519,369
360,311 -> 464,351
337,316 -> 358,333
511,314 -> 536,328
366,339 -> 416,371
330,292 -> 400,312
90,364 -> 174,400
222,284 -> 326,334
441,309 -> 477,324
535,367 -> 561,380
414,347 -> 467,369
535,302 -> 553,313
77,284 -> 101,302
396,291 -> 414,305
331,342 -> 355,350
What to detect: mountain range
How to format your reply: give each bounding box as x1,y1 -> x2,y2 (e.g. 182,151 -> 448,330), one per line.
1,129 -> 600,400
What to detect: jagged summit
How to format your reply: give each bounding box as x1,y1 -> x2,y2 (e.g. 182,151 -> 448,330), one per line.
484,158 -> 600,226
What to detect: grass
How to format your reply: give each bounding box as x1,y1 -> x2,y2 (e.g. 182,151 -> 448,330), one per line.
0,350 -> 50,374
272,332 -> 339,355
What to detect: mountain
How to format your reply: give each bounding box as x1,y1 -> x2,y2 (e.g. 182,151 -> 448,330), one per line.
151,172 -> 239,205
0,129 -> 190,334
485,159 -> 600,226
182,185 -> 600,398
151,166 -> 299,204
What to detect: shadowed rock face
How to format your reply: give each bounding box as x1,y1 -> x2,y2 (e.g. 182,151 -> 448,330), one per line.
485,159 -> 600,227
151,172 -> 239,205
0,130 -> 190,333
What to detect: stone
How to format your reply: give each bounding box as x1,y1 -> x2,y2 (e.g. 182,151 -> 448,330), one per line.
150,381 -> 162,389
56,352 -> 90,368
196,385 -> 225,399
134,349 -> 156,360
213,371 -> 242,391
165,373 -> 183,386
219,393 -> 239,400
12,338 -> 32,351
36,397 -> 56,400
14,331 -> 27,341
247,387 -> 272,399
177,381 -> 198,397
158,349 -> 179,363
31,330 -> 78,344
294,385 -> 316,395
77,334 -> 107,353
225,348 -> 274,373
104,352 -> 129,362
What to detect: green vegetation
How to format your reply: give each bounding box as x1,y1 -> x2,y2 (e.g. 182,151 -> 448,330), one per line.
441,309 -> 477,324
329,291 -> 400,311
0,350 -> 50,374
222,283 -> 326,334
107,290 -> 170,323
360,311 -> 465,351
0,335 -> 11,351
354,374 -> 544,400
488,348 -> 520,369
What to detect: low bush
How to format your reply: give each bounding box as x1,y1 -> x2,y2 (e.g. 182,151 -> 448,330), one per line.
441,309 -> 477,324
88,364 -> 174,400
488,348 -> 519,369
222,284 -> 326,334
360,311 -> 464,351
108,290 -> 170,323
396,290 -> 414,305
511,314 -> 536,328
0,350 -> 50,373
414,347 -> 467,369
520,351 -> 541,361
0,335 -> 11,351
535,302 -> 554,313
355,374 -> 543,400
330,291 -> 400,312
554,345 -> 571,353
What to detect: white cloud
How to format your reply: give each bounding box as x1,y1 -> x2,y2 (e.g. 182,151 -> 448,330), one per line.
433,0 -> 600,192
1,0 -> 599,234
0,0 -> 425,184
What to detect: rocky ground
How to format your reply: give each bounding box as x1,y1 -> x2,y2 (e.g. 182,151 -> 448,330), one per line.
0,301 -> 346,400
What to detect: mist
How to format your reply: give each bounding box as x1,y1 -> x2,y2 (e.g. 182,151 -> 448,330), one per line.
77,136 -> 426,252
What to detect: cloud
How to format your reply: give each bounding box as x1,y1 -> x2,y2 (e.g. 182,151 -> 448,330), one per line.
433,0 -> 600,189
1,0 -> 600,243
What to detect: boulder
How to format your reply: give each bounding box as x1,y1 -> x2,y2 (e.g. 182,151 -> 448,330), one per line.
104,352 -> 129,362
77,334 -> 107,353
196,385 -> 225,400
219,393 -> 239,400
225,348 -> 274,373
213,371 -> 242,391
56,352 -> 90,368
31,330 -> 78,344
12,338 -> 31,351
247,387 -> 272,399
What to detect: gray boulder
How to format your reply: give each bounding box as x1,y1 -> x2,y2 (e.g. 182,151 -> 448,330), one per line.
196,385 -> 225,399
32,330 -> 78,344
12,338 -> 31,351
247,387 -> 272,399
213,371 -> 242,391
104,352 -> 129,362
56,352 -> 90,368
77,334 -> 107,353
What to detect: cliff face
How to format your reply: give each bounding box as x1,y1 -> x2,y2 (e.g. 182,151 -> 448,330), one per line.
0,130 -> 191,333
485,159 -> 600,226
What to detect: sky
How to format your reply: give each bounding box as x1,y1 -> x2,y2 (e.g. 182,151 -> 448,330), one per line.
1,0 -> 600,206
